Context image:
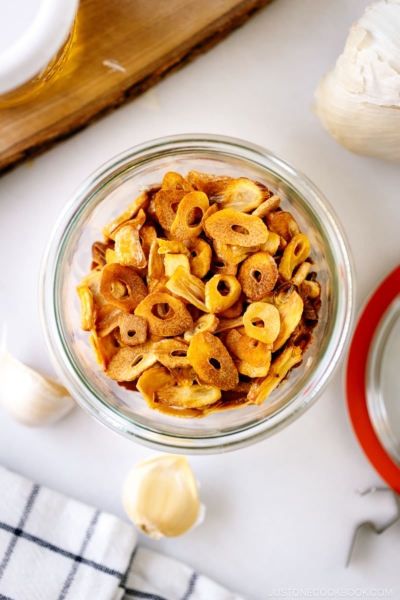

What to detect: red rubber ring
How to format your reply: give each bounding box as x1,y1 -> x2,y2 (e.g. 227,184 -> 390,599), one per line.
346,265 -> 400,493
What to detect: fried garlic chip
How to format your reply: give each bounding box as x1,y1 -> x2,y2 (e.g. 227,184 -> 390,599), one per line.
109,208 -> 146,241
210,177 -> 270,213
162,171 -> 194,193
170,191 -> 209,240
103,192 -> 149,241
96,304 -> 122,337
91,241 -> 108,268
188,171 -> 270,213
213,240 -> 260,266
247,346 -> 302,405
279,234 -> 311,281
218,294 -> 244,318
153,339 -> 189,369
106,343 -> 157,381
225,329 -> 271,367
137,366 -> 201,418
77,285 -> 96,331
105,248 -> 118,264
164,253 -> 190,277
201,203 -> 218,237
238,252 -> 278,302
300,280 -> 321,299
89,329 -> 120,370
272,290 -> 303,352
154,189 -> 186,230
100,264 -> 147,311
215,316 -> 244,333
119,314 -> 147,346
210,257 -> 238,276
139,224 -> 157,260
185,238 -> 212,279
183,314 -> 219,343
187,170 -> 232,194
243,302 -> 280,345
148,240 -> 165,281
205,275 -> 242,314
260,232 -> 280,256
170,365 -> 197,387
267,211 -> 300,242
135,292 -> 193,336
292,262 -> 311,286
234,356 -> 271,378
137,365 -> 175,403
114,223 -> 147,269
166,266 -> 207,312
155,384 -> 221,409
157,239 -> 190,257
204,209 -> 269,247
81,270 -> 108,307
251,195 -> 281,218
187,332 -> 238,391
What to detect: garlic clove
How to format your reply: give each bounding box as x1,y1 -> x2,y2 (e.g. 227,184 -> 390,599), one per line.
315,0 -> 400,164
0,333 -> 75,426
123,455 -> 203,539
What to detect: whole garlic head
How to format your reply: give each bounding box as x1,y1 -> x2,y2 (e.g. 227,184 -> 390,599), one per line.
123,455 -> 201,539
315,0 -> 400,163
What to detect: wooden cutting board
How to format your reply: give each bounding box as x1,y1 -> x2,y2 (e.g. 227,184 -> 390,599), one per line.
0,0 -> 274,176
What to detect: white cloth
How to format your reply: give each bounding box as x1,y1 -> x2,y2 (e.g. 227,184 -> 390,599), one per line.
0,466 -> 245,600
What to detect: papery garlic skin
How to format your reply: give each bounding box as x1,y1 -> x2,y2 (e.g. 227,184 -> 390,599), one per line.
315,0 -> 400,163
123,455 -> 201,539
0,349 -> 75,427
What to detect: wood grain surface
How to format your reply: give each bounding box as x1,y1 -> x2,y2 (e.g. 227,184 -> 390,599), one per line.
0,0 -> 275,176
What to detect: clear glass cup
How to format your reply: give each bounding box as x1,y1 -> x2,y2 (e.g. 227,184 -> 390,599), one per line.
40,135 -> 354,454
0,0 -> 78,106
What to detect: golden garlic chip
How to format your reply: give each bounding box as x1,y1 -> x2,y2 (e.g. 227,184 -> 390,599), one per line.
77,285 -> 96,331
204,208 -> 269,246
238,252 -> 278,302
243,302 -> 281,344
225,329 -> 271,367
279,234 -> 311,281
185,238 -> 212,279
119,314 -> 148,346
106,343 -> 158,381
100,263 -> 147,311
266,211 -> 300,242
170,191 -> 209,240
154,189 -> 186,230
187,332 -> 238,391
153,339 -> 190,369
96,305 -> 122,337
205,275 -> 242,314
135,292 -> 193,336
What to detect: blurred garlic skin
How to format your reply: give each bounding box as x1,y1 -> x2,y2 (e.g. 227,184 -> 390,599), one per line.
315,0 -> 400,163
0,338 -> 75,426
123,455 -> 201,539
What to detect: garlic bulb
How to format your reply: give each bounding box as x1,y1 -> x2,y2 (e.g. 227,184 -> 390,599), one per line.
315,0 -> 400,163
0,333 -> 75,426
123,455 -> 203,539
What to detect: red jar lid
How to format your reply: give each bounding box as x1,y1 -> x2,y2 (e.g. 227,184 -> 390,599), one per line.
346,265 -> 400,493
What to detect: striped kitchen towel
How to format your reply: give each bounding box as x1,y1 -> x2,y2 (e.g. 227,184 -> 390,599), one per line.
0,466 -> 244,600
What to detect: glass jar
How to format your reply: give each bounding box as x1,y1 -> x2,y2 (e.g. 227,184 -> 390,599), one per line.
0,0 -> 78,106
40,135 -> 354,454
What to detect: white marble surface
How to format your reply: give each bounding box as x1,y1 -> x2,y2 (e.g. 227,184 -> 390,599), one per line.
1,1 -> 400,598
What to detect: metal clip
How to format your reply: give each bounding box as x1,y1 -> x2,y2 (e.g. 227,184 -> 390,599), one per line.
346,486 -> 400,567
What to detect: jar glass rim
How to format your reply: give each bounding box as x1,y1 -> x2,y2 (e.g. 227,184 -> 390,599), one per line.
40,134 -> 355,454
